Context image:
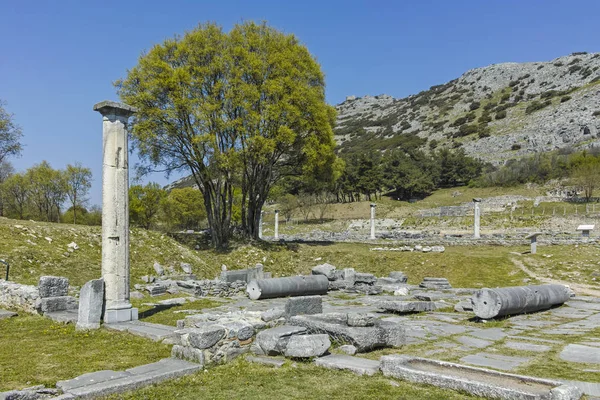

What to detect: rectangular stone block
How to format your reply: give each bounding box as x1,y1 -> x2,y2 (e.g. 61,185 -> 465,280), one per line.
39,276 -> 69,298
76,278 -> 104,331
285,295 -> 323,319
38,296 -> 77,314
104,307 -> 138,324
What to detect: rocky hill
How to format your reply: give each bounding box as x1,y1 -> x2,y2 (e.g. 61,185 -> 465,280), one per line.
335,52 -> 600,164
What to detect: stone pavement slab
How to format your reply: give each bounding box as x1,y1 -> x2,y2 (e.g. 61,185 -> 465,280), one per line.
560,344 -> 600,364
504,341 -> 551,352
468,328 -> 507,341
105,321 -> 177,342
57,358 -> 200,398
45,309 -> 78,324
456,336 -> 493,349
246,355 -> 285,368
315,354 -> 380,376
461,352 -> 531,371
560,380 -> 600,397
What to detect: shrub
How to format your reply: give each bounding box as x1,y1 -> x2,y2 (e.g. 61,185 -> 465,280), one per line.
525,100 -> 551,114
451,116 -> 467,127
541,90 -> 558,99
560,96 -> 572,103
500,93 -> 511,103
593,110 -> 600,117
569,65 -> 582,74
495,110 -> 507,120
511,144 -> 521,151
509,80 -> 519,87
554,62 -> 564,67
484,102 -> 497,111
469,101 -> 481,111
456,124 -> 478,137
429,139 -> 438,150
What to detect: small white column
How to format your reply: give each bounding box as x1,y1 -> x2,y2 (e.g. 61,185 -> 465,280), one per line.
274,210 -> 279,240
473,198 -> 481,239
258,211 -> 264,239
94,100 -> 138,324
370,203 -> 376,240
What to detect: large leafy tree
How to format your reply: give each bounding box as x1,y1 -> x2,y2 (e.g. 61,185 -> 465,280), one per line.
0,101 -> 23,164
117,22 -> 338,247
64,162 -> 92,224
129,183 -> 166,230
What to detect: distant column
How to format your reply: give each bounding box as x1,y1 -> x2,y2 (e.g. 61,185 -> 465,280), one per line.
274,210 -> 279,240
473,198 -> 481,239
370,203 -> 376,240
526,232 -> 541,255
94,100 -> 138,324
258,211 -> 264,239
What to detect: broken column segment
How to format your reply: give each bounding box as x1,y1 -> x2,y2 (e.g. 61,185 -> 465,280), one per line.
246,275 -> 329,300
525,232 -> 542,254
471,284 -> 571,319
94,100 -> 138,324
76,278 -> 104,331
473,198 -> 481,239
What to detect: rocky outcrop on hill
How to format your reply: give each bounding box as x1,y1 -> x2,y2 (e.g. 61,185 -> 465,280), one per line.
335,52 -> 600,164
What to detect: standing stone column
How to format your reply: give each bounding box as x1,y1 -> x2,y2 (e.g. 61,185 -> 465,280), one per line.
370,203 -> 376,240
274,210 -> 279,240
94,101 -> 138,324
473,198 -> 481,239
526,232 -> 541,255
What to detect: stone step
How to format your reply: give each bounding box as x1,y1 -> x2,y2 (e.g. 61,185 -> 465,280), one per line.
57,358 -> 201,398
314,354 -> 381,376
0,309 -> 17,320
105,320 -> 177,342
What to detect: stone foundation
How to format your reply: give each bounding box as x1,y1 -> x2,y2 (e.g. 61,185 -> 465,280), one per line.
0,280 -> 39,313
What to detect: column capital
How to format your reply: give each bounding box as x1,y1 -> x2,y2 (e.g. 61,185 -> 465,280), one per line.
93,100 -> 137,118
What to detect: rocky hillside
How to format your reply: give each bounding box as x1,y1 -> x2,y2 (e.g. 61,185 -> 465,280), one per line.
335,52 -> 600,164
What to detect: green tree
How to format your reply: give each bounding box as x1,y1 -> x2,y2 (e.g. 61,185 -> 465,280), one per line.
0,101 -> 23,163
571,162 -> 600,201
129,183 -> 166,229
26,161 -> 67,222
2,172 -> 29,219
117,22 -> 338,247
0,161 -> 15,216
277,193 -> 298,222
64,163 -> 92,224
161,187 -> 206,230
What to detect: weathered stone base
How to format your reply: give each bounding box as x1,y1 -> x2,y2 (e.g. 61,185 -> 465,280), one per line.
104,307 -> 139,324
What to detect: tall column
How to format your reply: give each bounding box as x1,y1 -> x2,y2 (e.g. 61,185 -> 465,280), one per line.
258,211 -> 264,239
94,101 -> 138,324
370,203 -> 376,240
473,198 -> 481,239
274,210 -> 279,240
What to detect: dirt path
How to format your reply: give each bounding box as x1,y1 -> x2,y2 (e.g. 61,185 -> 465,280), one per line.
510,257 -> 600,297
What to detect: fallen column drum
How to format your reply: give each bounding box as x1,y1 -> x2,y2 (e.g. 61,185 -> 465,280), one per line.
246,275 -> 329,300
471,284 -> 571,319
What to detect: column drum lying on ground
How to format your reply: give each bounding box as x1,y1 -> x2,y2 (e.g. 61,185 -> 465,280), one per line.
471,284 -> 571,319
246,275 -> 329,300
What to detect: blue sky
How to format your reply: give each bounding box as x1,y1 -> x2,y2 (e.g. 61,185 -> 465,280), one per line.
1,0 -> 599,206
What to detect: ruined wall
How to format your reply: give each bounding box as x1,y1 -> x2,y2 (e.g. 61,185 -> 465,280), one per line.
0,280 -> 39,313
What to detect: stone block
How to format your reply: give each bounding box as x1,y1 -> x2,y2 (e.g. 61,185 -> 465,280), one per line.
38,296 -> 77,314
347,313 -> 377,327
311,263 -> 337,280
504,341 -> 551,352
389,272 -> 408,283
339,345 -> 357,355
146,284 -> 167,297
38,276 -> 69,298
261,308 -> 284,322
221,320 -> 255,341
180,263 -> 192,274
246,355 -> 285,368
171,345 -> 205,365
255,325 -> 307,356
0,309 -> 17,320
153,262 -> 165,276
342,268 -> 356,284
376,300 -> 436,314
283,334 -> 330,358
184,325 -> 226,349
220,269 -> 249,283
76,278 -> 104,331
285,296 -> 322,318
354,273 -> 376,284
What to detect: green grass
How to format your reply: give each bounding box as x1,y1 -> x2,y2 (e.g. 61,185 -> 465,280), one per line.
0,314 -> 171,391
103,358 -> 483,400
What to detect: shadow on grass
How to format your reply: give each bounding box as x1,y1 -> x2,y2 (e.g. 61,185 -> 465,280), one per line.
138,303 -> 179,319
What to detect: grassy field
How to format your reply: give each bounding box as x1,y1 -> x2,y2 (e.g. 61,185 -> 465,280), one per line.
0,315 -> 171,391
103,358 -> 483,400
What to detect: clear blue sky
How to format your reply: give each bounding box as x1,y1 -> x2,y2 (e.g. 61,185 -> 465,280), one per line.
1,0 -> 599,206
